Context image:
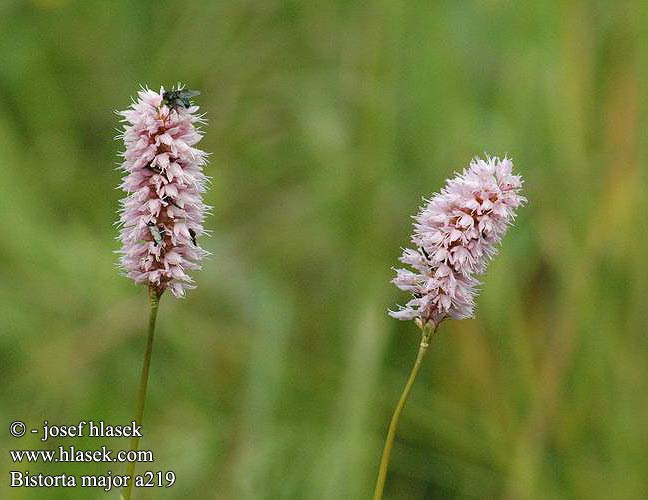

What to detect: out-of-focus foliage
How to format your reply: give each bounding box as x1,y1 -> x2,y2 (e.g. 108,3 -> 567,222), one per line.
0,1 -> 646,498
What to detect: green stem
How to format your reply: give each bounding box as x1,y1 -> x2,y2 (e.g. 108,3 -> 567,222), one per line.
122,287 -> 161,500
373,324 -> 436,500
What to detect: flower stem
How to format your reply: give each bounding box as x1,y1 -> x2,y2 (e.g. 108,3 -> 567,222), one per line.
122,287 -> 161,500
373,324 -> 436,500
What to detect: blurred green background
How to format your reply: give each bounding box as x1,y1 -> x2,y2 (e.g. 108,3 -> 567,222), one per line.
0,0 -> 646,498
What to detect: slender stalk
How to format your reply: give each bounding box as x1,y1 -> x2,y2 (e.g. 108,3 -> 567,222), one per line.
373,324 -> 436,500
122,287 -> 161,500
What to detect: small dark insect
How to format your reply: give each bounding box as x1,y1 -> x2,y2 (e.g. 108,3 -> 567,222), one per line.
420,247 -> 431,261
145,163 -> 162,173
163,196 -> 182,209
147,221 -> 166,246
162,89 -> 200,111
188,228 -> 198,246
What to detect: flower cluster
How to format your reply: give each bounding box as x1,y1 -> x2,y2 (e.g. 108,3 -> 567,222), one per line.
117,87 -> 209,297
390,156 -> 525,327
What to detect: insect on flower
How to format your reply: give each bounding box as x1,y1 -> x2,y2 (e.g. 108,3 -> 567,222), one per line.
146,222 -> 166,247
162,89 -> 200,111
116,84 -> 211,500
188,228 -> 197,246
163,196 -> 182,209
117,85 -> 209,298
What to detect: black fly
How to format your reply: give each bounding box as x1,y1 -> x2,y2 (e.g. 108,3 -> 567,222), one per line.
188,228 -> 198,246
163,196 -> 182,209
162,89 -> 200,111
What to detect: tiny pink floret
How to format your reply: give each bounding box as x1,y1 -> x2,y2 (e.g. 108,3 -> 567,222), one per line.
390,156 -> 525,326
117,87 -> 209,297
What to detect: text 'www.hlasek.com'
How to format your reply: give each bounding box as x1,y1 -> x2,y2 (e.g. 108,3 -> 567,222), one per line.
8,420 -> 175,492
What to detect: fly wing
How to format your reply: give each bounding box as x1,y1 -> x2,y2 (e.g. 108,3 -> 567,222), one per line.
179,89 -> 200,99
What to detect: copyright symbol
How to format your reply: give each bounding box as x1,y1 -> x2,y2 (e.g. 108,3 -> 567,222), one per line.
10,421 -> 26,438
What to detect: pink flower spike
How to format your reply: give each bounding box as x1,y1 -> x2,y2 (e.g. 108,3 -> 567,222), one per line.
389,155 -> 525,327
117,85 -> 209,298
